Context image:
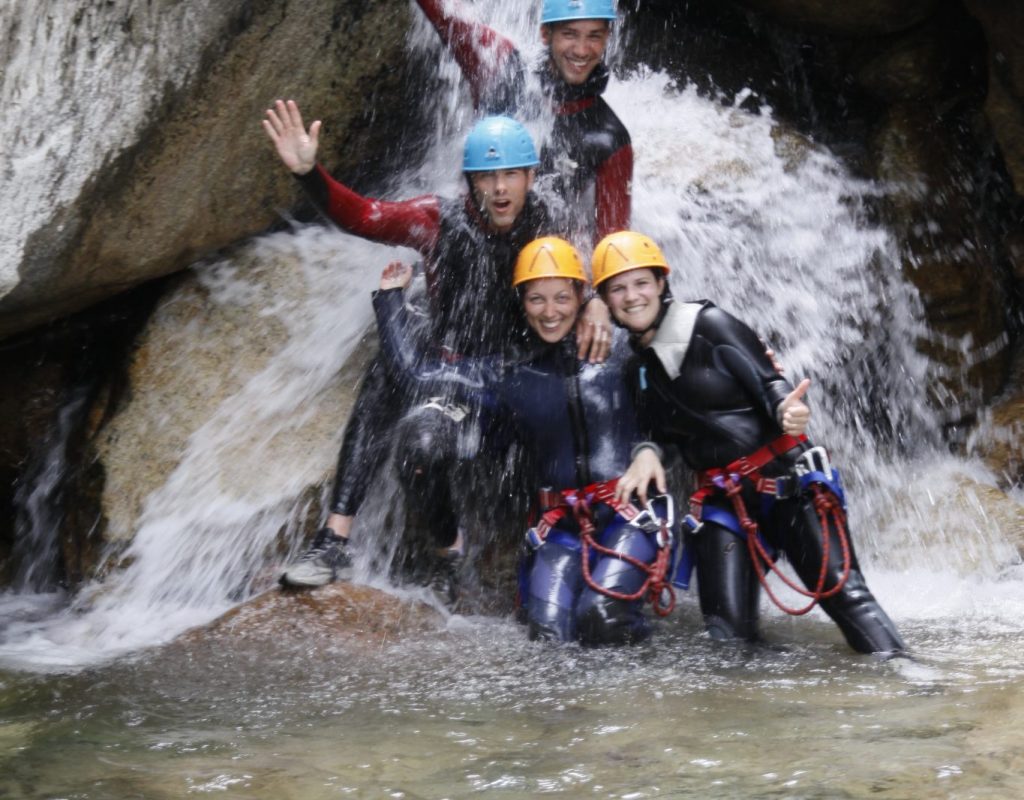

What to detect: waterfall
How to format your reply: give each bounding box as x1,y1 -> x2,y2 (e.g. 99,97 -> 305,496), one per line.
1,0 -> 1021,671
10,387 -> 89,592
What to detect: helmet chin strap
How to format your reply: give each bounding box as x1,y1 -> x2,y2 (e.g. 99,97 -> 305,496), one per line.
621,290 -> 674,342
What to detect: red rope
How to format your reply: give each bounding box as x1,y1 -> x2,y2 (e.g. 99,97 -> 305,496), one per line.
719,475 -> 851,616
573,499 -> 677,617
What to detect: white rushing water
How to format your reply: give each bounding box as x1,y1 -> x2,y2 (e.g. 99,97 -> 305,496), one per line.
1,0 -> 1022,672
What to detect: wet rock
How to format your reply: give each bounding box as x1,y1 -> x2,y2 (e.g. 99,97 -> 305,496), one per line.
0,0 -> 412,338
0,283 -> 164,588
870,103 -> 1011,415
968,385 -> 1024,487
877,469 -> 1024,571
852,20 -> 952,103
730,0 -> 937,37
962,0 -> 1024,195
75,227 -> 380,581
196,583 -> 445,646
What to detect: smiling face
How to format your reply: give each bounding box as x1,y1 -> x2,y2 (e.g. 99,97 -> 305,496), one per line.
603,268 -> 666,337
541,19 -> 610,86
469,168 -> 534,233
521,277 -> 582,343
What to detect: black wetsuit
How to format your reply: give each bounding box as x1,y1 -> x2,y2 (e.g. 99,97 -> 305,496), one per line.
532,65 -> 633,243
633,299 -> 906,655
375,288 -> 664,645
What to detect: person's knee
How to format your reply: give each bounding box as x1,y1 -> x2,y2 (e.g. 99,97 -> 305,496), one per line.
527,599 -> 576,643
822,571 -> 906,654
575,593 -> 649,646
702,613 -> 758,642
395,418 -> 451,488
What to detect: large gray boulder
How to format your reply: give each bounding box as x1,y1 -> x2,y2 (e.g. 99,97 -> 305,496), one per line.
0,0 -> 411,338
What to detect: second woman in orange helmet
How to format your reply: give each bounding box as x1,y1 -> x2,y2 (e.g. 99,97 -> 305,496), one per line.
594,230 -> 906,656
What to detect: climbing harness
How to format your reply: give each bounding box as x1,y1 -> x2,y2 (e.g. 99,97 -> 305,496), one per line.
527,479 -> 677,616
686,434 -> 852,616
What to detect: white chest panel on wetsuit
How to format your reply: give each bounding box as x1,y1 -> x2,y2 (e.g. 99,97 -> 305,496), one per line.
649,301 -> 703,380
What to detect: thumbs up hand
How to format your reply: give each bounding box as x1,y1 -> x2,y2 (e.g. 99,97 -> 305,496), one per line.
778,378 -> 811,436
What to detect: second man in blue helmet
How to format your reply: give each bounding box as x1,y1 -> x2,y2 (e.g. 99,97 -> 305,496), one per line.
263,102 -> 611,593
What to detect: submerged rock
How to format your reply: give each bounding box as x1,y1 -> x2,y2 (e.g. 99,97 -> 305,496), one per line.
196,583 -> 445,646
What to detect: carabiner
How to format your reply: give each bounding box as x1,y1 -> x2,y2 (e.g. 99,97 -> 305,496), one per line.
794,446 -> 833,480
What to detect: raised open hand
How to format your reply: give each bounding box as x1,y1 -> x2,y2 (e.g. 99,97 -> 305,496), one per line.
262,99 -> 320,175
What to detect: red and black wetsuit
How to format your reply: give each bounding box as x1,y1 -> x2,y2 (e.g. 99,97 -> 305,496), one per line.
415,0 -> 632,242
633,299 -> 906,655
296,166 -> 553,516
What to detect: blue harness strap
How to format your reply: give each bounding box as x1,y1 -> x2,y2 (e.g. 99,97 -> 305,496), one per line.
683,501 -> 778,579
798,467 -> 846,510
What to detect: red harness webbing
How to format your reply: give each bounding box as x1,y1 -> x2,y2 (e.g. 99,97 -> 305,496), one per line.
692,434 -> 852,616
535,479 -> 676,617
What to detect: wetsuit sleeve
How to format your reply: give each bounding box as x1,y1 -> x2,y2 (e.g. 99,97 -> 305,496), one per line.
372,287 -> 499,405
595,143 -> 633,239
414,0 -> 522,113
295,165 -> 440,253
698,307 -> 793,421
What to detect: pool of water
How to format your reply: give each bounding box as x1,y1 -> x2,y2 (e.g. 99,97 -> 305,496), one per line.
2,589 -> 1022,800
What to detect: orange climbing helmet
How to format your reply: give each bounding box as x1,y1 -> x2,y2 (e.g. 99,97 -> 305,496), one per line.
591,231 -> 670,290
512,237 -> 588,288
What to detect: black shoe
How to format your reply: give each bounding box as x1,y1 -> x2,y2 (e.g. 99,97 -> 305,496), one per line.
279,528 -> 352,588
429,549 -> 463,609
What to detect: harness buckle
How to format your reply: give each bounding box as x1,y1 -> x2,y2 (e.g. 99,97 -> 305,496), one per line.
421,397 -> 469,423
682,513 -> 703,534
525,527 -> 545,550
794,446 -> 833,480
631,494 -> 675,547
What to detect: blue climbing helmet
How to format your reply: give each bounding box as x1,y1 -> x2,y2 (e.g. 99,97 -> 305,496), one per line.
541,0 -> 617,25
462,116 -> 540,172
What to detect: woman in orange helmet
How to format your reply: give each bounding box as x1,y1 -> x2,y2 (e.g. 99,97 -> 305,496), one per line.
374,238 -> 673,645
595,230 -> 905,656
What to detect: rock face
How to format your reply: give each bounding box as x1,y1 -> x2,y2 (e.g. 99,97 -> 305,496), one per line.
715,0 -> 1023,423
961,0 -> 1024,196
0,0 -> 413,338
63,226 -> 388,591
734,0 -> 938,36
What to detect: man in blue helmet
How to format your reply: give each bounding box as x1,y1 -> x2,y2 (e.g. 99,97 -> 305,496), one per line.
263,101 -> 612,593
414,0 -> 631,244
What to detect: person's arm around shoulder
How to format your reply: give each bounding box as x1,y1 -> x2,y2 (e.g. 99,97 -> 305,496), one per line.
576,295 -> 613,363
